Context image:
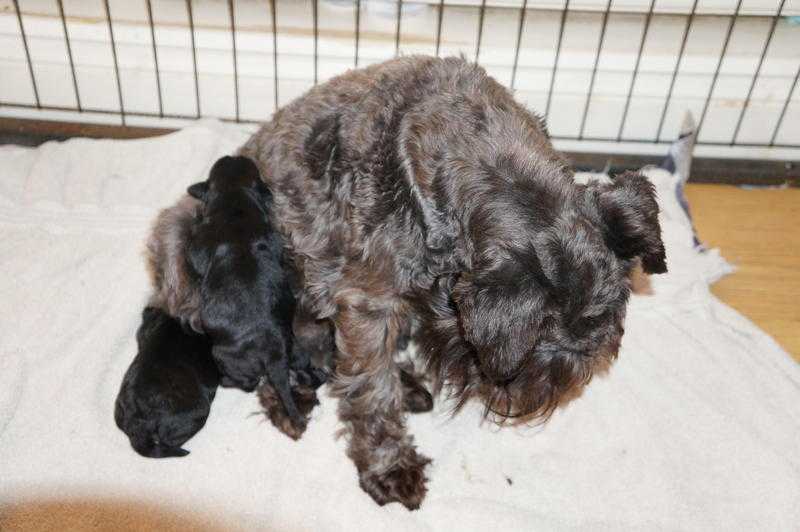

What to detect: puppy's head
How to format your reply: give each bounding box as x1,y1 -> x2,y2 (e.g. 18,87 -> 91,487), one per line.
448,171 -> 665,421
187,155 -> 270,204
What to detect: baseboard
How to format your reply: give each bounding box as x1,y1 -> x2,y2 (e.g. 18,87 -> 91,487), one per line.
1,117 -> 796,186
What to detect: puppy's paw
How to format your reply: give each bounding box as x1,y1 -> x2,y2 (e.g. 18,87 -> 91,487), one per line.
257,383 -> 314,440
358,451 -> 431,510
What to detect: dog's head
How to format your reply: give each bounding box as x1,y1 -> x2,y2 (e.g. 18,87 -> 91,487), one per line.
429,171 -> 666,421
187,155 -> 270,204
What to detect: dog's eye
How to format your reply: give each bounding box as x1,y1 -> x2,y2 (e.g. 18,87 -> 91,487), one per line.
573,313 -> 604,334
580,314 -> 603,328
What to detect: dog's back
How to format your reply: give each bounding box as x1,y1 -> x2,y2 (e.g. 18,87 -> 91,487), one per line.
115,307 -> 218,458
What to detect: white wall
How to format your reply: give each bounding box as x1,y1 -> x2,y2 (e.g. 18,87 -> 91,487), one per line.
1,0 -> 798,158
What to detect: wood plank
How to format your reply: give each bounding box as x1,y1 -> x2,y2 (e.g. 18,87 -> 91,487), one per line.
685,183 -> 800,361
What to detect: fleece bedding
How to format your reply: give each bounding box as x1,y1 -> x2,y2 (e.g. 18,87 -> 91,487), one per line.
0,121 -> 798,531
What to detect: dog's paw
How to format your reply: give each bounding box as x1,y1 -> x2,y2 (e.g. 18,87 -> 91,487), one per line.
257,383 -> 315,440
273,412 -> 308,441
292,385 -> 320,417
358,452 -> 431,510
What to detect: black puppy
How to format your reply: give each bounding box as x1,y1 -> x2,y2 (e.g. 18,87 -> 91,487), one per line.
115,306 -> 219,458
186,155 -> 323,439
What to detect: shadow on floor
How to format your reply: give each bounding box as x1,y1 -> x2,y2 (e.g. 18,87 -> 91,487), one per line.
0,496 -> 260,531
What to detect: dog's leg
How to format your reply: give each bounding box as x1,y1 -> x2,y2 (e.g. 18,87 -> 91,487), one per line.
269,369 -> 306,426
260,351 -> 309,440
258,380 -> 319,438
280,301 -> 335,419
292,300 -> 336,374
400,369 -> 433,413
393,322 -> 433,413
258,333 -> 316,440
331,290 -> 430,510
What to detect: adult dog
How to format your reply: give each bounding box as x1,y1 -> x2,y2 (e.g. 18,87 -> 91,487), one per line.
235,56 -> 666,509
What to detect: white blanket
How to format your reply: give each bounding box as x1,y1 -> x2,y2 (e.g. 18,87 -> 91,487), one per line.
1,121 -> 798,531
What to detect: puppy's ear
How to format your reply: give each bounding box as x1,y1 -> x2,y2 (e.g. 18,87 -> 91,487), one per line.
593,171 -> 667,274
187,182 -> 209,202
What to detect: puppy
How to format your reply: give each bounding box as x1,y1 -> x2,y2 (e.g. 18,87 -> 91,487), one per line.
186,155 -> 322,440
115,306 -> 218,458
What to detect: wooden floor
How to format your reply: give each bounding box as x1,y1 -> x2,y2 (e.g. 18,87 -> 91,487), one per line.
685,184 -> 800,362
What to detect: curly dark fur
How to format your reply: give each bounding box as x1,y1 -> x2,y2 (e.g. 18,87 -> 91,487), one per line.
231,56 -> 666,509
115,307 -> 219,458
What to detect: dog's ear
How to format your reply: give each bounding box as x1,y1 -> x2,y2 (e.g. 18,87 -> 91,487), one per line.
187,181 -> 209,202
593,171 -> 667,274
304,113 -> 340,180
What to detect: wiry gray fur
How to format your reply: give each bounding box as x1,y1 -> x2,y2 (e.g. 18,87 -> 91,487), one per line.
228,56 -> 666,509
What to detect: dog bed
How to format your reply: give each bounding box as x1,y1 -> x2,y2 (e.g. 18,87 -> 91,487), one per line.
0,120 -> 797,531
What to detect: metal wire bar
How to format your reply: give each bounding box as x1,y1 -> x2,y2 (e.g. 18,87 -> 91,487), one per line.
145,0 -> 163,117
270,0 -> 279,112
354,0 -> 361,67
186,0 -> 201,117
544,0 -> 570,120
103,0 -> 125,126
549,131 -> 798,148
730,0 -> 786,145
616,0 -> 655,141
228,0 -> 240,121
435,0 -> 445,58
1,97 -> 797,149
474,0 -> 487,63
0,101 -> 257,124
312,0 -> 319,85
394,0 -> 402,57
655,0 -> 698,142
696,0 -> 743,138
57,0 -> 81,112
1,0 -> 797,151
510,0 -> 528,90
578,0 -> 611,139
13,0 -> 40,108
769,64 -> 799,146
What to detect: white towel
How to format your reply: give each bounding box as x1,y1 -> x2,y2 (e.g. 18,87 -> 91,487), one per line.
1,121 -> 798,531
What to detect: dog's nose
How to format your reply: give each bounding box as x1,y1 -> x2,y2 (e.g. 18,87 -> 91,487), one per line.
478,357 -> 519,387
494,375 -> 515,387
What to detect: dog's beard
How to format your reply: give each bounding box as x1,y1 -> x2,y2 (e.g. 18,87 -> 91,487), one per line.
431,341 -> 618,425
416,275 -> 621,424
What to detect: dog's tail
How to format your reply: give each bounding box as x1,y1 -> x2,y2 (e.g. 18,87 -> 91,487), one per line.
130,434 -> 190,459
